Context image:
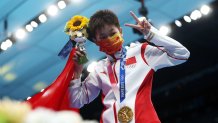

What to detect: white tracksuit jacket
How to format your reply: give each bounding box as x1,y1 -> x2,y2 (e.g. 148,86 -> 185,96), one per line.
69,26 -> 190,123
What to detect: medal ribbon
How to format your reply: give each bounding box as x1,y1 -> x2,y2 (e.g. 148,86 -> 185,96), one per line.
119,47 -> 127,103
107,47 -> 127,103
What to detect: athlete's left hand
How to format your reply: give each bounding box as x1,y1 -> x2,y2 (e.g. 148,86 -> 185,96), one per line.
125,11 -> 151,35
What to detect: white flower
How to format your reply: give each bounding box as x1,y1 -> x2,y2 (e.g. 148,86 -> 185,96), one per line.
24,108 -> 55,123
51,111 -> 83,123
24,107 -> 99,123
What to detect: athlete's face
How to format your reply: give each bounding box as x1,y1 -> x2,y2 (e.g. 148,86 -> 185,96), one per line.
94,24 -> 122,43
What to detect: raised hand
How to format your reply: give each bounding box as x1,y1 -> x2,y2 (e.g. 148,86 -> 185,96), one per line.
124,11 -> 151,35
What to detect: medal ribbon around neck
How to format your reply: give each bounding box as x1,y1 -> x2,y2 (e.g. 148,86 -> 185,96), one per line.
107,46 -> 127,103
107,47 -> 134,122
119,46 -> 127,103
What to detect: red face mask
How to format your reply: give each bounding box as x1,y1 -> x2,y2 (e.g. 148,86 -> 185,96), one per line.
96,32 -> 124,55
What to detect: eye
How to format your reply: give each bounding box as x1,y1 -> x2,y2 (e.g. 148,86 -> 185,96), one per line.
100,36 -> 107,40
110,32 -> 116,37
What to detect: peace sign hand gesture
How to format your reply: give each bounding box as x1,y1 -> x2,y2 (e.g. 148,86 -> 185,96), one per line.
125,11 -> 151,35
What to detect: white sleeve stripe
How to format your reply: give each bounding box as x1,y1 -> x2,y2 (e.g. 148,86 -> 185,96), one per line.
156,46 -> 188,61
84,82 -> 90,103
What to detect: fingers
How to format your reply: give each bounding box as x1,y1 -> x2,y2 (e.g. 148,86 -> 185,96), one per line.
126,11 -> 150,29
130,11 -> 140,24
73,56 -> 78,62
76,51 -> 84,57
75,47 -> 86,55
125,22 -> 150,32
126,11 -> 152,35
142,18 -> 151,30
124,23 -> 141,29
73,48 -> 86,62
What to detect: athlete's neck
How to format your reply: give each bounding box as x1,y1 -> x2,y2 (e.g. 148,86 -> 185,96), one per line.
107,49 -> 122,62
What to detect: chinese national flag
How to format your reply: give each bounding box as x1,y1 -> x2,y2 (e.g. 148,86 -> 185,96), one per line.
26,48 -> 78,112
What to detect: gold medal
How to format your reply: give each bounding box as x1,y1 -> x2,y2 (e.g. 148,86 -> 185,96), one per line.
118,106 -> 133,123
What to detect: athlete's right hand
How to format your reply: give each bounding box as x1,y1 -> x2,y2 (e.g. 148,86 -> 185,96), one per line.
125,11 -> 151,35
72,47 -> 85,79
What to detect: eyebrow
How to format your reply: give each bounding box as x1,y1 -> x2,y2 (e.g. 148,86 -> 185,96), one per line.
110,28 -> 114,32
99,28 -> 114,36
100,33 -> 106,36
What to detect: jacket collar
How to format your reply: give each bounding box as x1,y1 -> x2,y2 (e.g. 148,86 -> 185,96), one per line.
106,49 -> 122,62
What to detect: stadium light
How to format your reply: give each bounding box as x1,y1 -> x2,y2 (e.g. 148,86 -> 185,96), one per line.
200,5 -> 211,15
47,5 -> 58,16
58,1 -> 66,9
159,26 -> 171,35
175,20 -> 182,27
38,14 -> 47,23
15,29 -> 27,40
